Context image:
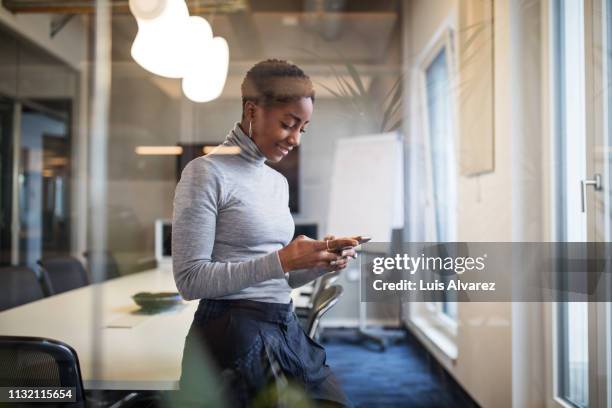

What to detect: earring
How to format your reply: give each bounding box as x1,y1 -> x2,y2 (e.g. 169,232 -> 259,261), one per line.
248,121 -> 252,139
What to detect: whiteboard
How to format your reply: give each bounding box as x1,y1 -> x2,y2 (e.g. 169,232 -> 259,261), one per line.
326,132 -> 404,243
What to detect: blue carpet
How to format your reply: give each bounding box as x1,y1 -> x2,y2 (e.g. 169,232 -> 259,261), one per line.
322,330 -> 479,408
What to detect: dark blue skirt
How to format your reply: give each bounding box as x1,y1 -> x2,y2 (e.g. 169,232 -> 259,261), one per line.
178,298 -> 352,407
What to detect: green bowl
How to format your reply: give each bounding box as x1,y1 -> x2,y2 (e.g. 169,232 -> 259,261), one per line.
132,292 -> 183,310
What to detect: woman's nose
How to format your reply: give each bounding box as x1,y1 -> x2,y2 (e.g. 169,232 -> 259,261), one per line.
287,131 -> 301,147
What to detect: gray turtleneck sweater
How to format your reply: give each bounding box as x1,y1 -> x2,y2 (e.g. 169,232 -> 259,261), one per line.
172,123 -> 325,303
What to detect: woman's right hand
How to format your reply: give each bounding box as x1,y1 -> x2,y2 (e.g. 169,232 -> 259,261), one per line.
278,235 -> 359,273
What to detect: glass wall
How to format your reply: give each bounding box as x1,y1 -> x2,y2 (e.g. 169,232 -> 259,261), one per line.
0,24 -> 78,270
0,2 -> 405,403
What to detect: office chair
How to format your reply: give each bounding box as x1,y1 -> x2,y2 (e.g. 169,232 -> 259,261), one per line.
83,250 -> 121,281
0,336 -> 85,407
37,256 -> 89,295
295,269 -> 343,320
0,266 -> 48,311
320,268 -> 342,288
305,285 -> 344,339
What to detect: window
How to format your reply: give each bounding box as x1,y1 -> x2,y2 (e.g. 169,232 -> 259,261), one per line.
407,26 -> 458,359
425,47 -> 458,321
552,1 -> 589,406
426,49 -> 454,243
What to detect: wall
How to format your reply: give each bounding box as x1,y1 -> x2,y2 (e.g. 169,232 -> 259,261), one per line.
510,1 -> 547,406
0,7 -> 87,70
106,70 -> 180,271
402,0 -> 513,407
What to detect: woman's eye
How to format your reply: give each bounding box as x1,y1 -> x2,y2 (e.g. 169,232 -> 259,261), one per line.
300,128 -> 307,134
281,122 -> 292,129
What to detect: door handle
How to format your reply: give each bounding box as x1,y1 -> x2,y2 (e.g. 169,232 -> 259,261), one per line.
581,173 -> 602,212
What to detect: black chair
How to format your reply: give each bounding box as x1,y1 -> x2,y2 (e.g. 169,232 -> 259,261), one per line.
83,251 -> 121,281
37,257 -> 89,295
295,269 -> 342,319
0,336 -> 85,407
305,285 -> 344,339
0,266 -> 48,311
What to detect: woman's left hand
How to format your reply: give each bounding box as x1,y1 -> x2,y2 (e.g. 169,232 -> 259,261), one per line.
323,234 -> 357,271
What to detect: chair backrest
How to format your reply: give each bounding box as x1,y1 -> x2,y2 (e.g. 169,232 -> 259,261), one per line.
307,285 -> 344,339
0,336 -> 85,406
307,269 -> 342,308
83,250 -> 121,281
37,257 -> 89,295
320,269 -> 342,290
0,266 -> 46,311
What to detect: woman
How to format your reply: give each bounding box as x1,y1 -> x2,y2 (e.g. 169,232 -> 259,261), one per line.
173,59 -> 357,407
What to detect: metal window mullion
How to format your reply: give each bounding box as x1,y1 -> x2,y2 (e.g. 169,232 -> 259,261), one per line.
10,102 -> 21,266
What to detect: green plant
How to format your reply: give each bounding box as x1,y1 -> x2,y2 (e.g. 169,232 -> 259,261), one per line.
300,49 -> 403,134
319,61 -> 403,134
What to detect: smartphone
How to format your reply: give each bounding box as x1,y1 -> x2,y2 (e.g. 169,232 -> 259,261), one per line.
335,236 -> 371,253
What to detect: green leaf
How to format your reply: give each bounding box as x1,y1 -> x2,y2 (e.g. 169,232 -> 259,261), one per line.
315,81 -> 344,99
381,79 -> 403,130
331,66 -> 360,99
328,65 -> 352,97
382,75 -> 404,107
385,118 -> 403,133
345,62 -> 367,96
461,24 -> 487,52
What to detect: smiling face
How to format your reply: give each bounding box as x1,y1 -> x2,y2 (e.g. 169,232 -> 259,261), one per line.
244,97 -> 314,163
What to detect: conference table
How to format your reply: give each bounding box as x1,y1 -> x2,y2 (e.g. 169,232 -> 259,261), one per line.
0,264 -> 310,391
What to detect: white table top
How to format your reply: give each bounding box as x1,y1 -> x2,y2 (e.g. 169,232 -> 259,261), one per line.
0,265 -> 310,391
0,265 -> 196,390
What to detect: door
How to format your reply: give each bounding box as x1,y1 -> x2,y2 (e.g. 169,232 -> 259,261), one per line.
0,97 -> 14,266
586,0 -> 612,405
17,101 -> 72,268
551,0 -> 611,406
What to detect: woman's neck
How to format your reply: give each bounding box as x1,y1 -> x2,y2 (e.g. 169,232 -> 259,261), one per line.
238,120 -> 250,138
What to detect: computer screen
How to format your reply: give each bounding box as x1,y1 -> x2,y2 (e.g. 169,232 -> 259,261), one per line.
155,219 -> 172,261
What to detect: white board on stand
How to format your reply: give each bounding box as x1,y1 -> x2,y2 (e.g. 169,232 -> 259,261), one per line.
327,132 -> 404,243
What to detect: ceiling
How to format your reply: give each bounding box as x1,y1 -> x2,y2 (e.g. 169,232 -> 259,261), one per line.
110,0 -> 402,100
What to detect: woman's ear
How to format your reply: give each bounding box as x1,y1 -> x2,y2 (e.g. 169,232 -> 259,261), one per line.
244,101 -> 257,121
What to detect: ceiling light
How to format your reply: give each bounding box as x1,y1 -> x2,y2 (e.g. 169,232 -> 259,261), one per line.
128,0 -> 229,102
135,146 -> 184,155
281,15 -> 299,26
203,146 -> 241,155
129,0 -> 171,21
129,0 -> 190,78
186,15 -> 213,44
182,36 -> 229,103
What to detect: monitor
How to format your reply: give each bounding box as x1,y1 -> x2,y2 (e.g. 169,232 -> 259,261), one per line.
155,219 -> 172,263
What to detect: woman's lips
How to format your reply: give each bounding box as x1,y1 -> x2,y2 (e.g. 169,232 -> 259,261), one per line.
277,145 -> 290,155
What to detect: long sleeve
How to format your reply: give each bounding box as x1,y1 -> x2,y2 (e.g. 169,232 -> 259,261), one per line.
172,159 -> 286,301
287,267 -> 328,288
278,175 -> 327,289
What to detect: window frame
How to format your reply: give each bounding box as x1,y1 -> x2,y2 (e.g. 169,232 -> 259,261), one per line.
407,17 -> 460,358
549,0 -> 591,406
547,0 -> 612,407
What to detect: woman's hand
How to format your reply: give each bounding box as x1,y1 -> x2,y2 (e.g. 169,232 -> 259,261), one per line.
322,234 -> 359,269
278,235 -> 358,273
